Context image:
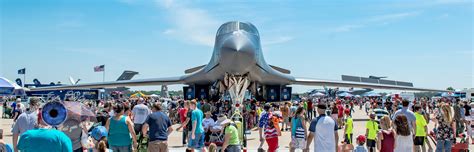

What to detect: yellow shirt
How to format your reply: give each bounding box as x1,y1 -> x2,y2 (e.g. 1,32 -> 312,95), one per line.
346,117 -> 353,134
415,112 -> 427,137
365,120 -> 378,140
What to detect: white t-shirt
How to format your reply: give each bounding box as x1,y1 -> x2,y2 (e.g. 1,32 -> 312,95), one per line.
309,115 -> 337,152
132,104 -> 151,124
202,118 -> 215,129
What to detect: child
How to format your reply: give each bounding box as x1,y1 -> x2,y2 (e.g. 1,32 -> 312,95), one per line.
265,116 -> 279,152
0,129 -> 13,152
208,143 -> 217,152
354,135 -> 368,152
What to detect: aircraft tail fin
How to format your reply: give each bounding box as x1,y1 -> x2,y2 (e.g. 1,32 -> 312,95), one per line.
185,64 -> 207,74
269,65 -> 291,74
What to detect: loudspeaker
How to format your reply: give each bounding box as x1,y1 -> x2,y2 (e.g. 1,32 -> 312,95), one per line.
42,101 -> 68,127
281,87 -> 292,101
183,86 -> 195,100
265,85 -> 281,102
195,85 -> 209,100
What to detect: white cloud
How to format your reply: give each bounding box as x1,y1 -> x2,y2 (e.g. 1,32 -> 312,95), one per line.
368,11 -> 421,22
330,11 -> 421,33
154,0 -> 220,47
331,24 -> 364,32
262,36 -> 294,45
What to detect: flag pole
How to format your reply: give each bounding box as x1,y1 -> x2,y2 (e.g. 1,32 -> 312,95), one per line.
23,68 -> 26,88
103,65 -> 105,82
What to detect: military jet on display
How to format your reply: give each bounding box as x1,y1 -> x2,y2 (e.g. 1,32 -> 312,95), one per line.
30,21 -> 445,102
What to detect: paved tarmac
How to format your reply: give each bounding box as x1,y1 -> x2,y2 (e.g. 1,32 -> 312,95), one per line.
1,107 -> 472,151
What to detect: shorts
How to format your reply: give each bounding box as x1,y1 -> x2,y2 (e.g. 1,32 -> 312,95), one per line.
147,140 -> 168,152
291,138 -> 306,149
414,136 -> 425,145
110,145 -> 132,152
188,133 -> 204,149
366,139 -> 376,147
134,123 -> 143,135
266,137 -> 279,152
344,134 -> 353,144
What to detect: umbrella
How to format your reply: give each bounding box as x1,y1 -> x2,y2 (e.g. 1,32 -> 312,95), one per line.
63,101 -> 97,122
363,91 -> 381,97
149,94 -> 159,97
0,77 -> 15,95
338,92 -> 353,97
311,92 -> 326,97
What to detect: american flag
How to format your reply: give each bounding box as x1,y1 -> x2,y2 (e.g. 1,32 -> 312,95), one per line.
94,65 -> 105,72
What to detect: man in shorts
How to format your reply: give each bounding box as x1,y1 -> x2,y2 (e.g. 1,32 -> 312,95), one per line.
414,104 -> 432,152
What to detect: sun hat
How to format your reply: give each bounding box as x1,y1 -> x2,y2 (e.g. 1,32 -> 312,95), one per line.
90,126 -> 108,141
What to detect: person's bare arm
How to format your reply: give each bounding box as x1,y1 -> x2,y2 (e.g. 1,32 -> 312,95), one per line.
412,121 -> 416,135
167,126 -> 173,136
192,120 -> 197,139
306,132 -> 314,151
105,118 -> 110,131
302,118 -> 308,138
335,130 -> 339,151
178,118 -> 190,130
376,131 -> 383,151
13,133 -> 18,152
142,123 -> 149,137
222,134 -> 231,151
126,118 -> 138,147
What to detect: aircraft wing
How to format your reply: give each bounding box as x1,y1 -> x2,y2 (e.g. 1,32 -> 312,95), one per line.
292,77 -> 445,92
29,76 -> 184,91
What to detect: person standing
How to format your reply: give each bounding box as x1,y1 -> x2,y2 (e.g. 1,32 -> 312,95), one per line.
280,103 -> 290,131
434,104 -> 456,152
342,109 -> 353,151
105,103 -> 138,152
307,100 -> 314,120
414,104 -> 431,152
17,129 -> 72,152
376,116 -> 395,152
142,103 -> 173,152
365,113 -> 378,152
290,107 -> 307,152
305,103 -> 338,152
12,97 -> 40,152
258,103 -> 272,149
392,100 -> 416,133
393,115 -> 414,152
189,100 -> 205,151
132,98 -> 151,135
177,101 -> 189,145
220,119 -> 241,152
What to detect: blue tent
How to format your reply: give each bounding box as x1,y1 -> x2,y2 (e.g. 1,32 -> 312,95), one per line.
363,91 -> 381,97
338,92 -> 353,97
0,77 -> 15,95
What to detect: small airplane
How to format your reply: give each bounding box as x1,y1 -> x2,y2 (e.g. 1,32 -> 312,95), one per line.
31,21 -> 445,102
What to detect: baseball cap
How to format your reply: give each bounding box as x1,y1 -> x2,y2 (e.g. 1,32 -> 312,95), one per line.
90,126 -> 108,141
356,135 -> 366,143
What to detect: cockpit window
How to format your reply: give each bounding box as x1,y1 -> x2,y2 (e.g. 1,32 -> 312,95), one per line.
217,22 -> 238,35
217,22 -> 259,36
239,22 -> 258,36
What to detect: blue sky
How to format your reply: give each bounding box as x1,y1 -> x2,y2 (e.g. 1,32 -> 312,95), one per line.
1,0 -> 472,93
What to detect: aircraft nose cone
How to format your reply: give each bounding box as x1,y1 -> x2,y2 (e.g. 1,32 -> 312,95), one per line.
222,32 -> 253,52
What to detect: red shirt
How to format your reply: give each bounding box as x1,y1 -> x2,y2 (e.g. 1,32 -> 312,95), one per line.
178,108 -> 188,123
337,104 -> 344,117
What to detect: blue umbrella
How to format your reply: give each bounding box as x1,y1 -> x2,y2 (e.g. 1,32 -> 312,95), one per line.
338,92 -> 353,97
363,91 -> 381,97
0,77 -> 15,95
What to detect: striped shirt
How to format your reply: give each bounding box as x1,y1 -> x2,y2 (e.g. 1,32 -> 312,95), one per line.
265,126 -> 278,139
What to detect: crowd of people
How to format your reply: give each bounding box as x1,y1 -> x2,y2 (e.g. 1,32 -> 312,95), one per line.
0,95 -> 473,152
